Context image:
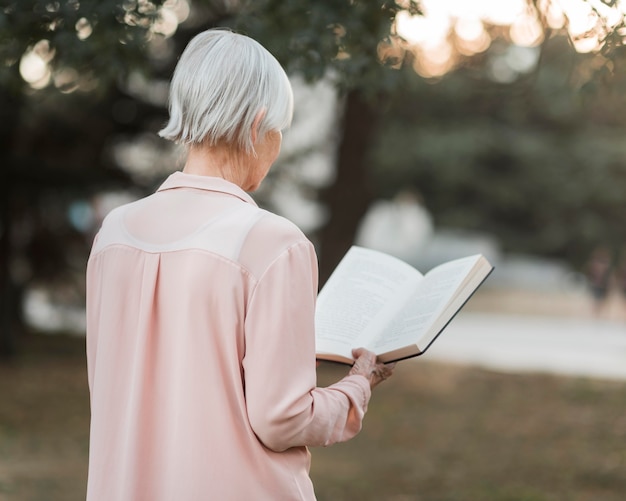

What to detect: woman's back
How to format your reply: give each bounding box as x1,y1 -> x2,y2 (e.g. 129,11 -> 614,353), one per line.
86,172 -> 325,500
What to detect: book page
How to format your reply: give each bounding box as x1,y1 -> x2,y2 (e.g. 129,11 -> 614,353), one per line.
370,256 -> 482,354
315,246 -> 422,360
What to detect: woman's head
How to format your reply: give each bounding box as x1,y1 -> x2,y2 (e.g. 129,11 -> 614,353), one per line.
159,29 -> 293,154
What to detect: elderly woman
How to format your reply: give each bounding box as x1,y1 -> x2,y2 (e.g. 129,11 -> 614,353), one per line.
85,29 -> 394,500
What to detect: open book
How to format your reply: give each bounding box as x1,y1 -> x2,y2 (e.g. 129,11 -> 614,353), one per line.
315,246 -> 494,364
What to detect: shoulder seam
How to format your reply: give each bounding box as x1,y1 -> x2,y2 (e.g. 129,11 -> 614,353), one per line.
88,244 -> 258,284
247,240 -> 314,304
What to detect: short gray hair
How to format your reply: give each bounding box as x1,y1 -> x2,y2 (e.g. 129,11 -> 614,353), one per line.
158,29 -> 293,153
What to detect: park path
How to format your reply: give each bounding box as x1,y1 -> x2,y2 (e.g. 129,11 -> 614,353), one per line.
420,312 -> 626,381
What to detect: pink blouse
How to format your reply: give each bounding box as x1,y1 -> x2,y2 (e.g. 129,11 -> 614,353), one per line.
85,172 -> 371,500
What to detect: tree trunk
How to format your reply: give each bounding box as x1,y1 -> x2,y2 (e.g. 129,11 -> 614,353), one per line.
317,89 -> 380,286
0,181 -> 12,359
0,89 -> 20,359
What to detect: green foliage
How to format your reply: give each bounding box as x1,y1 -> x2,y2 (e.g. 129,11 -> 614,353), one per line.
370,37 -> 626,266
0,0 -> 166,93
3,0 -> 626,349
234,0 -> 419,96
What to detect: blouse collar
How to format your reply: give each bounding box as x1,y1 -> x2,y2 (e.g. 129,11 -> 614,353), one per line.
156,171 -> 258,207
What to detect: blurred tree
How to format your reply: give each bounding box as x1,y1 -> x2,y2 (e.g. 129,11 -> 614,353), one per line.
0,0 -> 237,357
1,0 -> 161,356
370,35 -> 626,266
1,0 -> 419,356
234,0 -> 626,281
235,0 -> 423,283
3,0 -> 626,359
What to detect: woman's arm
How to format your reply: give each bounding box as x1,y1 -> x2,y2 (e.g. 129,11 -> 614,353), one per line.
243,241 -> 373,452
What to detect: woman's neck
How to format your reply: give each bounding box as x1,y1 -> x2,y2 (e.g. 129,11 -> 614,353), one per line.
183,144 -> 253,189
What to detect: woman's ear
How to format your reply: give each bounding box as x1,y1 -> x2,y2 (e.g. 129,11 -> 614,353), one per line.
251,109 -> 267,145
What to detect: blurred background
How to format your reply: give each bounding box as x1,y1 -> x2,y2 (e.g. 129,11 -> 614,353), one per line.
2,1 -> 626,500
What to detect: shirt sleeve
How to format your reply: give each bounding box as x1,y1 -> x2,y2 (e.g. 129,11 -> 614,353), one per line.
242,241 -> 372,452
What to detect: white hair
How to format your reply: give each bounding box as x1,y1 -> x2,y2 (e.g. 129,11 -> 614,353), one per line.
158,29 -> 293,153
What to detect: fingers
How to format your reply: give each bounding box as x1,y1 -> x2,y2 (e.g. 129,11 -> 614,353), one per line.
351,347 -> 376,364
348,348 -> 376,378
369,362 -> 395,387
348,348 -> 396,389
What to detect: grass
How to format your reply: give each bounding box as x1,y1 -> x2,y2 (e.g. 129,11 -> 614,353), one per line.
1,331 -> 625,501
313,362 -> 626,501
0,333 -> 89,501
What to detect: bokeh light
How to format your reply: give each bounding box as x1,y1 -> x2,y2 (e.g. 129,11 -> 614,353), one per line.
19,40 -> 53,89
395,0 -> 626,78
17,0 -> 191,88
75,17 -> 93,41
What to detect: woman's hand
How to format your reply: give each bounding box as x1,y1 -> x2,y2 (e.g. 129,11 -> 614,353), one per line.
348,348 -> 396,389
